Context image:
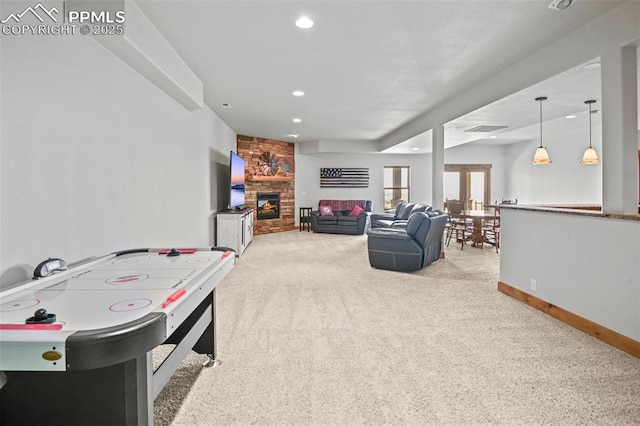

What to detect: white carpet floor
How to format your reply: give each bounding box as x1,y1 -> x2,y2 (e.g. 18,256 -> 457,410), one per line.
154,230 -> 640,425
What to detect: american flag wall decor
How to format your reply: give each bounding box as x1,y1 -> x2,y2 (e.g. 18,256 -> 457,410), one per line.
320,168 -> 369,188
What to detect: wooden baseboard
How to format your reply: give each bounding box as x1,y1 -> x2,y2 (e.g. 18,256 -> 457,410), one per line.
497,281 -> 640,359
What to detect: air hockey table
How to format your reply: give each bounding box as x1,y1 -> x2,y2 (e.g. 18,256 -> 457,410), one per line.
0,247 -> 235,425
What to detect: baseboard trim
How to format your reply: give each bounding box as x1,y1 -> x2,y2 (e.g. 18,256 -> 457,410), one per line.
497,281 -> 640,359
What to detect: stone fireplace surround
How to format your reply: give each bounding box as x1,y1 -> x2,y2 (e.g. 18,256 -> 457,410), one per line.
237,135 -> 295,235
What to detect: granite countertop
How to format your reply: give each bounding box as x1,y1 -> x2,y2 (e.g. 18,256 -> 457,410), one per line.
495,204 -> 640,222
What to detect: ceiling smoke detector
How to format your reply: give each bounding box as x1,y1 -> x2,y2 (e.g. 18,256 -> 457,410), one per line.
548,0 -> 573,10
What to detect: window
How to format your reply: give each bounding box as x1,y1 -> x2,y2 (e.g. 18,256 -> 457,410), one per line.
444,164 -> 492,210
383,166 -> 410,210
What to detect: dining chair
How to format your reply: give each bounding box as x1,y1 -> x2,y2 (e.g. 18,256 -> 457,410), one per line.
481,208 -> 500,253
445,199 -> 473,250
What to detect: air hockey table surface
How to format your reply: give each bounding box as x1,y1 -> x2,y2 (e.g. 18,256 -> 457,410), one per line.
0,247 -> 235,425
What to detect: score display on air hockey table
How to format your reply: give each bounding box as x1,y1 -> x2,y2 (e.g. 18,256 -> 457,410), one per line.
0,247 -> 235,372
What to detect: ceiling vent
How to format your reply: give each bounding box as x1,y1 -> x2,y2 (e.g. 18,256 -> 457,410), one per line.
464,125 -> 508,133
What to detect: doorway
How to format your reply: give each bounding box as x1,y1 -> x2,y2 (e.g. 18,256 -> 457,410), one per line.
444,164 -> 492,210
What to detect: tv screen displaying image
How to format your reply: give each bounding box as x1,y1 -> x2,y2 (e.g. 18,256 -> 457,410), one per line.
229,151 -> 246,209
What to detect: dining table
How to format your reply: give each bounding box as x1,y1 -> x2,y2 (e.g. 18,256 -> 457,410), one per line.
465,209 -> 496,247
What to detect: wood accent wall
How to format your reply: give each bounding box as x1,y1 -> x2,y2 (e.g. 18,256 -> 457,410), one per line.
237,135 -> 295,235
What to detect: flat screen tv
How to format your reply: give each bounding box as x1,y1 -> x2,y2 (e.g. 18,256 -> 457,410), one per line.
229,151 -> 246,210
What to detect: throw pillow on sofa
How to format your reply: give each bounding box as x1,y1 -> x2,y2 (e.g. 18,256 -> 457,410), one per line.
349,204 -> 365,217
319,205 -> 334,216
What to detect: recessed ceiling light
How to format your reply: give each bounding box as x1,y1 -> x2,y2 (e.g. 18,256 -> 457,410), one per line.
288,133 -> 299,138
292,118 -> 302,123
490,136 -> 497,139
566,115 -> 576,119
548,0 -> 573,10
292,90 -> 305,97
412,147 -> 420,151
295,16 -> 314,29
584,62 -> 601,70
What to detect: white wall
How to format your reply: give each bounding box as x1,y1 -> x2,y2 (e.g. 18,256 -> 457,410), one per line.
0,34 -> 235,289
294,122 -> 615,213
505,115 -> 603,205
294,149 -> 433,215
500,208 -> 640,340
294,143 -> 510,219
294,116 -> 616,220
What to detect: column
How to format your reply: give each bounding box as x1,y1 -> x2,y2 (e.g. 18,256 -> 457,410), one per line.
601,45 -> 638,214
432,124 -> 445,211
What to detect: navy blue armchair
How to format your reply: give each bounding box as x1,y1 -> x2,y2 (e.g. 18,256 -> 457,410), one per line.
367,212 -> 448,272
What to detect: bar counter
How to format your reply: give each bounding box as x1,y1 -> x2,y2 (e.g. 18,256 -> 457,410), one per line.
496,204 -> 640,221
496,204 -> 640,358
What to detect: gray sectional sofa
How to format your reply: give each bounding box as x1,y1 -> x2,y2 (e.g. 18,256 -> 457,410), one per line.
370,202 -> 431,229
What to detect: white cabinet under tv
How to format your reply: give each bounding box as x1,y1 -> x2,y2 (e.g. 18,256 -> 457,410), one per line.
216,209 -> 254,257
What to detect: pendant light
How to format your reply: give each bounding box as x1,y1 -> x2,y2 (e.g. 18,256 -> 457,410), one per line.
581,100 -> 600,164
532,96 -> 551,164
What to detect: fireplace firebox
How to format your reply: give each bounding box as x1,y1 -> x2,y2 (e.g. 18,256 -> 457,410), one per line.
257,192 -> 280,220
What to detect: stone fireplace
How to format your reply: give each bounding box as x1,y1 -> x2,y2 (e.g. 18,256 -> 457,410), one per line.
257,192 -> 280,220
237,135 -> 295,235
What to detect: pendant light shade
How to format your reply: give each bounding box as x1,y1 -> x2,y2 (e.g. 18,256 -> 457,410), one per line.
581,100 -> 600,165
533,146 -> 552,164
532,96 -> 551,164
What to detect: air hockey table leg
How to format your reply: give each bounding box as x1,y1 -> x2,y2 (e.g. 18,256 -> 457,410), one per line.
203,354 -> 220,367
202,288 -> 221,367
165,288 -> 222,367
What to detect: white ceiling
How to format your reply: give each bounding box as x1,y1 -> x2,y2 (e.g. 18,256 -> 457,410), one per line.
136,0 -> 625,153
386,58 -> 605,153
